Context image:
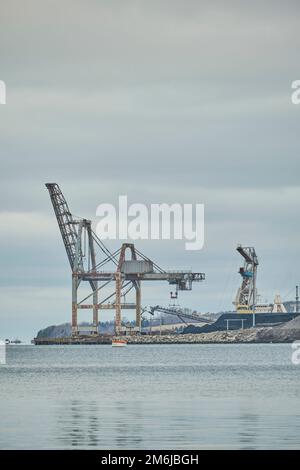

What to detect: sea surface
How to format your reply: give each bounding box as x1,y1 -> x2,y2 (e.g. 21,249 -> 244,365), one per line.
0,343 -> 300,449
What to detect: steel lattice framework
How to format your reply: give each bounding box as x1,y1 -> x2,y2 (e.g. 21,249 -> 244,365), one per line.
46,183 -> 205,336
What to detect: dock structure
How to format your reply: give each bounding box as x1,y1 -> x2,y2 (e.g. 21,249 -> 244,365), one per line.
45,183 -> 205,336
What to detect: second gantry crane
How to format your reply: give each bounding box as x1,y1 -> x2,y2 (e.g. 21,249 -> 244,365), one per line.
234,244 -> 259,314
46,183 -> 205,336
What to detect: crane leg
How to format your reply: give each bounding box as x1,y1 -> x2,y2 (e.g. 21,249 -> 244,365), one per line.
135,282 -> 141,331
72,273 -> 78,335
93,282 -> 98,334
115,272 -> 122,335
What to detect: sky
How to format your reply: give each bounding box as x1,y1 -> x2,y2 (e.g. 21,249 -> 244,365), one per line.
0,0 -> 300,341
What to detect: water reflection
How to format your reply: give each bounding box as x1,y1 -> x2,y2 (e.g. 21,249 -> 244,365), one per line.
3,344 -> 300,449
54,398 -> 300,450
55,400 -> 263,449
237,412 -> 259,450
56,400 -> 143,448
57,400 -> 100,448
113,401 -> 143,448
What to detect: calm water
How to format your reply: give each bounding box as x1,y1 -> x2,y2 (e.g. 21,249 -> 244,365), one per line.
0,344 -> 300,449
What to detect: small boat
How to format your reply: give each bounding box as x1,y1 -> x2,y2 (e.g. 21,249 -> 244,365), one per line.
112,339 -> 127,347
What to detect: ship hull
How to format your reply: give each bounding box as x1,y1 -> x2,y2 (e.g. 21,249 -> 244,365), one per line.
185,312 -> 300,333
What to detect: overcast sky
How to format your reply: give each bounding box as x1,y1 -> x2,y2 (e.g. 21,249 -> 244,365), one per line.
1,0 -> 300,341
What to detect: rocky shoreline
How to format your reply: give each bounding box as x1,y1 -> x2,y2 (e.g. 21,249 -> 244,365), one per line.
120,326 -> 300,344
33,315 -> 300,344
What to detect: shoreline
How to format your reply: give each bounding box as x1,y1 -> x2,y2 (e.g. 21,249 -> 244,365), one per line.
33,327 -> 300,345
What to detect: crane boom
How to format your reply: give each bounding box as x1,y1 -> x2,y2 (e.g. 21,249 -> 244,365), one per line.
236,245 -> 258,266
45,183 -> 82,270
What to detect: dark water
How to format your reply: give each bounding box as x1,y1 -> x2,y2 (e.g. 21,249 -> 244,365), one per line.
0,344 -> 300,449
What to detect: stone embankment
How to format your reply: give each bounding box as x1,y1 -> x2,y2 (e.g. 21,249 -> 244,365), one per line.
122,327 -> 300,344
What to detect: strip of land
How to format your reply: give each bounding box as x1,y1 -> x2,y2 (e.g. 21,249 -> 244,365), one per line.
33,326 -> 300,345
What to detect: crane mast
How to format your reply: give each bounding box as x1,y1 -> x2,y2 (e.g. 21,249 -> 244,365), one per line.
234,245 -> 259,314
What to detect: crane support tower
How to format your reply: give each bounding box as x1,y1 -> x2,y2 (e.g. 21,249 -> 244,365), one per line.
46,183 -> 205,336
234,245 -> 259,314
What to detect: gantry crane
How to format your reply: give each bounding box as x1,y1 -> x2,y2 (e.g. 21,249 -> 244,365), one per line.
234,244 -> 259,313
46,183 -> 205,336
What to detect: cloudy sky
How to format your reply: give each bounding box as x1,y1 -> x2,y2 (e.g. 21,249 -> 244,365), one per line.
1,0 -> 300,341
